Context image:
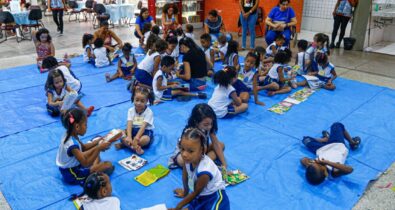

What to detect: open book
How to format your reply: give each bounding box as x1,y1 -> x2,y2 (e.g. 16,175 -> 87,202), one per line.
268,101 -> 293,115
135,164 -> 170,186
61,90 -> 80,111
118,154 -> 147,171
140,204 -> 167,210
172,83 -> 190,91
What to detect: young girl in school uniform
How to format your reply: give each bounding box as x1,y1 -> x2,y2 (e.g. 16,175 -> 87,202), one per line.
253,49 -> 293,105
56,108 -> 114,185
105,43 -> 137,82
200,33 -> 215,77
82,33 -> 94,64
168,103 -> 227,170
299,53 -> 337,90
306,33 -> 330,72
233,52 -> 259,103
169,128 -> 230,210
115,87 -> 154,155
224,40 -> 240,71
77,172 -> 121,210
266,34 -> 286,58
135,38 -> 168,87
42,56 -> 82,93
208,66 -> 248,118
45,70 -> 93,117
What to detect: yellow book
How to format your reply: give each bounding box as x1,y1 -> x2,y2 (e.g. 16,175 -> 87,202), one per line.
134,164 -> 170,186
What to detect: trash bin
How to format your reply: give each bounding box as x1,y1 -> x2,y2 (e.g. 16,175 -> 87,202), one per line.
343,37 -> 356,50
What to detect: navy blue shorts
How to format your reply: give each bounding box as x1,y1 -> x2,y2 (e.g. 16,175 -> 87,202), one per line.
260,76 -> 285,88
46,104 -> 60,117
232,79 -> 251,96
121,66 -> 133,77
132,127 -> 154,148
223,105 -> 236,119
59,165 -> 90,186
161,88 -> 173,100
189,190 -> 230,210
303,122 -> 346,153
316,74 -> 330,83
135,68 -> 153,87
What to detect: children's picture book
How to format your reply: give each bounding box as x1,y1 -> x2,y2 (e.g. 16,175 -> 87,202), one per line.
223,169 -> 249,186
302,75 -> 324,90
135,164 -> 170,186
72,195 -> 90,210
268,101 -> 293,115
288,88 -> 315,102
140,204 -> 167,210
102,129 -> 124,143
173,83 -> 190,91
61,90 -> 79,111
118,154 -> 147,171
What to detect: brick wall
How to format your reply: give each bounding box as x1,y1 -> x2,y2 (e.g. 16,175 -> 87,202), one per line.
204,0 -> 304,32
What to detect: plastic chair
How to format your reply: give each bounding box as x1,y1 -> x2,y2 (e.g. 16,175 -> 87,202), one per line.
68,1 -> 82,22
19,8 -> 45,40
92,3 -> 112,29
83,0 -> 95,21
0,11 -> 23,43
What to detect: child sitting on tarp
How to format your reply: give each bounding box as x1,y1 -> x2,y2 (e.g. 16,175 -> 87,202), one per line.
297,53 -> 337,90
73,172 -> 120,210
105,43 -> 137,82
56,108 -> 114,186
168,103 -> 226,170
169,128 -> 230,210
300,122 -> 361,185
152,56 -> 207,103
115,87 -> 154,155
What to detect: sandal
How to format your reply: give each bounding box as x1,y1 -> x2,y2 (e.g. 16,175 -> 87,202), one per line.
350,137 -> 361,151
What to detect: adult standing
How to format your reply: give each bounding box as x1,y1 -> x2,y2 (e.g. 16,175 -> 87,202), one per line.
134,7 -> 155,43
48,0 -> 66,35
177,37 -> 213,91
94,21 -> 123,52
330,0 -> 358,48
239,0 -> 259,50
204,9 -> 231,42
265,0 -> 297,47
161,3 -> 180,39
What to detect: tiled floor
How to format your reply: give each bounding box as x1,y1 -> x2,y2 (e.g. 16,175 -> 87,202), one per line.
0,16 -> 394,209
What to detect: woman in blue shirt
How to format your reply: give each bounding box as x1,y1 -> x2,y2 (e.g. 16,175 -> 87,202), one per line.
330,0 -> 358,48
239,0 -> 260,50
134,7 -> 156,43
204,10 -> 231,42
265,0 -> 297,47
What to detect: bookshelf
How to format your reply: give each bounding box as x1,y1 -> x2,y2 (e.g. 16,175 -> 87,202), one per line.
147,0 -> 205,28
182,0 -> 204,28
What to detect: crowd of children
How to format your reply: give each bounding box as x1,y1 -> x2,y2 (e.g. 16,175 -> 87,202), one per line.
33,16 -> 357,208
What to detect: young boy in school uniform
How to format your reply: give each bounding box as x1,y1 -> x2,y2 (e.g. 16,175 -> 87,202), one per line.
300,122 -> 361,185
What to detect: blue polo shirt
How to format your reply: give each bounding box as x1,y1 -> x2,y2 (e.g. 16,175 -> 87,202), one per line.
268,6 -> 296,23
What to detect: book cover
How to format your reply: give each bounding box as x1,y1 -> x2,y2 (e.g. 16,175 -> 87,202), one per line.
173,83 -> 190,91
223,170 -> 249,186
135,164 -> 170,186
118,154 -> 147,171
72,195 -> 90,210
268,103 -> 292,114
61,90 -> 78,111
288,88 -> 315,102
102,129 -> 124,143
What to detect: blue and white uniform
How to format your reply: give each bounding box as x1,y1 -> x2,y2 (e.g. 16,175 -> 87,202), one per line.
261,63 -> 284,87
83,44 -> 94,63
56,134 -> 90,185
152,69 -> 172,101
233,68 -> 255,95
127,106 -> 154,146
296,52 -> 310,75
316,62 -> 335,83
119,54 -> 135,77
225,52 -> 238,67
186,155 -> 230,210
135,51 -> 160,86
208,85 -> 236,118
57,65 -> 81,93
266,42 -> 286,57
